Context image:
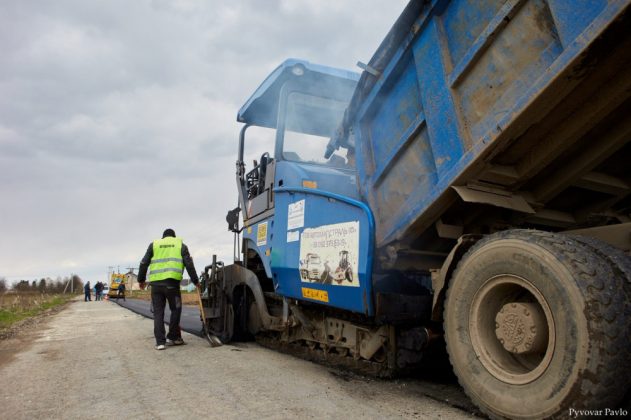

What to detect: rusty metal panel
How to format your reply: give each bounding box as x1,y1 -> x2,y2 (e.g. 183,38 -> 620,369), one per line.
372,126 -> 437,241
441,0 -> 507,69
454,0 -> 563,141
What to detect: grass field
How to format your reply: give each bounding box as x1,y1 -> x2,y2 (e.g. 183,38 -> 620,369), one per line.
0,292 -> 76,330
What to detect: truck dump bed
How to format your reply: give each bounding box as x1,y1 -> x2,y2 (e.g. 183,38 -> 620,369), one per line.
344,0 -> 630,252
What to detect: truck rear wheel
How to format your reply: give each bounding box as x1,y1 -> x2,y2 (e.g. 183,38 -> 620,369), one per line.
444,230 -> 630,419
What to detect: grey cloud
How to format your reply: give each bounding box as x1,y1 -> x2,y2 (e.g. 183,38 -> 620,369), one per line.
0,0 -> 408,282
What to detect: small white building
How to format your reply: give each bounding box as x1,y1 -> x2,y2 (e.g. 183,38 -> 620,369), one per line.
125,272 -> 139,290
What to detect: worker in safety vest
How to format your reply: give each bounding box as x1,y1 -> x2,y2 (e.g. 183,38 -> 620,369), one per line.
138,228 -> 200,350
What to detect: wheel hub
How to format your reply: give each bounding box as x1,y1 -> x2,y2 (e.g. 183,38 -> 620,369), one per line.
469,274 -> 556,384
495,302 -> 547,354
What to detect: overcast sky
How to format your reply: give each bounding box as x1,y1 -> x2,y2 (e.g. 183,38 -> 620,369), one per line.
0,0 -> 408,284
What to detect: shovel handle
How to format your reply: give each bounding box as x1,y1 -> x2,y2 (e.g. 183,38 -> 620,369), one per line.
196,284 -> 222,347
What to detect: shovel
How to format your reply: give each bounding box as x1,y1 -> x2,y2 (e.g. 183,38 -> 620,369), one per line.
195,284 -> 222,347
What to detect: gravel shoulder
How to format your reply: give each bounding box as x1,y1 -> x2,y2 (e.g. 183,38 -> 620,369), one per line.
0,299 -> 477,419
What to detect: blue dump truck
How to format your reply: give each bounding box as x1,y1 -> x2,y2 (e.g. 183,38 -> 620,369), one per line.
201,1 -> 631,417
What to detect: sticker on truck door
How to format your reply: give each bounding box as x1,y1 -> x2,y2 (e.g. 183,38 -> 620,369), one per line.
298,221 -> 359,287
257,221 -> 268,246
287,199 -> 305,230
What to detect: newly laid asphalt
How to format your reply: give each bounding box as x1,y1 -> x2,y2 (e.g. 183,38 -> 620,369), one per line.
113,297 -> 203,337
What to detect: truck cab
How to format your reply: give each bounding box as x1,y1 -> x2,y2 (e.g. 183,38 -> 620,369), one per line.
235,59 -> 359,220
233,60 -> 376,314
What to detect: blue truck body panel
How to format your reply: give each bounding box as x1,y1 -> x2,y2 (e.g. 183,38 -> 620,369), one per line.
345,0 -> 630,248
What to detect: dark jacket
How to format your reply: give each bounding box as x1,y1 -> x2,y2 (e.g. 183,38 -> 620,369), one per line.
138,239 -> 199,287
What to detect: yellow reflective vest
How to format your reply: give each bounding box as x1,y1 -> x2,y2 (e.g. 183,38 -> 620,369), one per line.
149,237 -> 184,282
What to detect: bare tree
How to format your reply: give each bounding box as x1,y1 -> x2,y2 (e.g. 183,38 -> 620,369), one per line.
15,280 -> 30,291
0,277 -> 7,294
53,278 -> 65,293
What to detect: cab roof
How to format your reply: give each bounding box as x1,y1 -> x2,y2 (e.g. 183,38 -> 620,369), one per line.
237,59 -> 359,129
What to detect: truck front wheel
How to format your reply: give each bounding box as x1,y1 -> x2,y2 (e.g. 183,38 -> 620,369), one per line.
444,230 -> 630,418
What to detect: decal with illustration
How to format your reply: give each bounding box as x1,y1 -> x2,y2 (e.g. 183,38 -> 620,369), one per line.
298,221 -> 359,287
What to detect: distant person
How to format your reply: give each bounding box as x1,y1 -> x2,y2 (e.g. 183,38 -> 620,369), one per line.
84,281 -> 91,302
138,228 -> 199,350
117,282 -> 126,301
96,281 -> 103,301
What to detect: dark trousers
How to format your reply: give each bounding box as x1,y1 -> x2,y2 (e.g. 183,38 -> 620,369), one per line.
151,285 -> 182,345
84,292 -> 91,301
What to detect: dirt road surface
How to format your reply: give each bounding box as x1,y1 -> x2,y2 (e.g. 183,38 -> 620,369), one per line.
0,299 -> 476,419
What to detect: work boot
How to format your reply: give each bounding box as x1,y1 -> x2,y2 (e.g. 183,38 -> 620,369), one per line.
167,338 -> 185,346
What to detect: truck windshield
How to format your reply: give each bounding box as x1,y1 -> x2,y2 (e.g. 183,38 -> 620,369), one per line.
283,91 -> 352,169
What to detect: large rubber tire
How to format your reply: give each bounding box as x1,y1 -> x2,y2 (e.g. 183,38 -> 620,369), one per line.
444,230 -> 630,419
232,286 -> 257,341
567,234 -> 631,409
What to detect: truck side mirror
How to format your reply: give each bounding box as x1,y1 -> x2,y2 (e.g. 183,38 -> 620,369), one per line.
226,207 -> 242,233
